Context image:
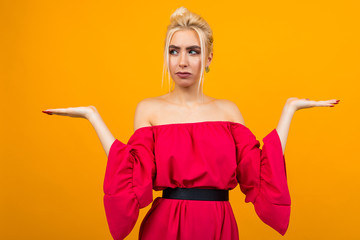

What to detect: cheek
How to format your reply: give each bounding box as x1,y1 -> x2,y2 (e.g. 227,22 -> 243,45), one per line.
192,58 -> 202,69
169,56 -> 177,65
188,56 -> 200,63
168,59 -> 176,70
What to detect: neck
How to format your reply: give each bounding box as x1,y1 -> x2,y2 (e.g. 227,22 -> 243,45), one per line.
169,83 -> 205,107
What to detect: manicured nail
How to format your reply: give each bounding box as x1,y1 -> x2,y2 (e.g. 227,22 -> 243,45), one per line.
42,110 -> 53,115
330,105 -> 334,107
336,100 -> 340,103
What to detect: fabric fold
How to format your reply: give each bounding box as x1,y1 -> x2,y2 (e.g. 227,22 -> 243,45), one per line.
231,124 -> 291,236
103,127 -> 155,240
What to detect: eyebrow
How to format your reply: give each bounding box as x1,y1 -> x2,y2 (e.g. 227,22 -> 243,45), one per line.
169,45 -> 201,50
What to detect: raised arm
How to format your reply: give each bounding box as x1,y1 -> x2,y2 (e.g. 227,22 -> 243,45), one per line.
42,105 -> 115,157
87,107 -> 116,157
275,102 -> 295,154
276,97 -> 340,153
223,97 -> 340,154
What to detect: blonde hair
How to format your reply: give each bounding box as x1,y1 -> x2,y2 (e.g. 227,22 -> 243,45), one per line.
161,7 -> 214,102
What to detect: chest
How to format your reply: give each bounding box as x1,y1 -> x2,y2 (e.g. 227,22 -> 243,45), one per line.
151,103 -> 228,126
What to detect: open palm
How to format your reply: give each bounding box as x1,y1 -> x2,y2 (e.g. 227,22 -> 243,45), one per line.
42,105 -> 98,119
287,97 -> 339,111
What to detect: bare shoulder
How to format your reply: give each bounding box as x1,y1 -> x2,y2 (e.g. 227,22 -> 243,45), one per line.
133,97 -> 160,131
215,99 -> 246,125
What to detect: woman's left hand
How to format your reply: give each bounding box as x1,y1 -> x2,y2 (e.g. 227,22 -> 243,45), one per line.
286,97 -> 340,111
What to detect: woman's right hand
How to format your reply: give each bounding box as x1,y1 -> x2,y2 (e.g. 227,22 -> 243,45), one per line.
42,105 -> 98,120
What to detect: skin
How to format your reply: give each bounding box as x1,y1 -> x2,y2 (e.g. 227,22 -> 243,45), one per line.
42,29 -> 340,157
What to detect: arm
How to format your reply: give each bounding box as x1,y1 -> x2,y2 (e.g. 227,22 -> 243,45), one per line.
275,103 -> 295,154
222,98 -> 295,154
88,97 -> 155,156
89,98 -> 155,156
223,97 -> 339,154
87,108 -> 116,157
276,97 -> 339,154
42,105 -> 115,157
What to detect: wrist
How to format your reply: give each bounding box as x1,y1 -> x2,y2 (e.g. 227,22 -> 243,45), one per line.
284,102 -> 297,114
86,110 -> 100,122
85,105 -> 99,120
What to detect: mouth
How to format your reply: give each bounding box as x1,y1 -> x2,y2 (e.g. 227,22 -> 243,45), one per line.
176,72 -> 192,78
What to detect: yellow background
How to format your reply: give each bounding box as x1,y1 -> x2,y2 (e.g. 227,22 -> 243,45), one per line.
1,0 -> 359,239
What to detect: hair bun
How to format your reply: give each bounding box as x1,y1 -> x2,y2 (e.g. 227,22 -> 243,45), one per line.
170,6 -> 189,20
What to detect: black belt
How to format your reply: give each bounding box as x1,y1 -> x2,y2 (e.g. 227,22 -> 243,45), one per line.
162,187 -> 229,201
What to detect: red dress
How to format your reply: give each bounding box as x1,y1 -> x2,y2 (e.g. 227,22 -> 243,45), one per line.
103,121 -> 291,240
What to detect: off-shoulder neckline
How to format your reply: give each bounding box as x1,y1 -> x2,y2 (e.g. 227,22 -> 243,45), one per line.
134,120 -> 246,133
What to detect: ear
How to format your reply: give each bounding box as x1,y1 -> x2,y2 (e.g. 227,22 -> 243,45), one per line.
206,52 -> 213,66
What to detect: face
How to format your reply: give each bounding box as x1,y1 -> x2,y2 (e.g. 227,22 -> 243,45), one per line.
168,29 -> 212,88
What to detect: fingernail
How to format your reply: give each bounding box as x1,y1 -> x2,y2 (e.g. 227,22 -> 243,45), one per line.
330,105 -> 334,107
336,100 -> 340,103
42,110 -> 53,115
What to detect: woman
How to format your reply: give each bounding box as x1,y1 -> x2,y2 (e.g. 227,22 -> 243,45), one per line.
42,7 -> 339,240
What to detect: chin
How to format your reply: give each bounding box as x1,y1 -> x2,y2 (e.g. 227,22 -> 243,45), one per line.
175,78 -> 197,86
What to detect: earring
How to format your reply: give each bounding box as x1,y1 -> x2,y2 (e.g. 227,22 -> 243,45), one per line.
205,66 -> 210,73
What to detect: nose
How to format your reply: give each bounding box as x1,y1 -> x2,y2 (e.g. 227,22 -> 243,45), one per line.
179,51 -> 188,68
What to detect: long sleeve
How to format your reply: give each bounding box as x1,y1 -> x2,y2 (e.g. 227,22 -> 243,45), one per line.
103,127 -> 156,240
231,123 -> 291,236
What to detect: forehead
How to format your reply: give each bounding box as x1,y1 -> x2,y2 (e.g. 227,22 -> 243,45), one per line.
170,29 -> 200,46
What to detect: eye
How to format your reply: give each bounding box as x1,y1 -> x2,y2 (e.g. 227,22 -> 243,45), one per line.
169,49 -> 199,55
169,49 -> 178,55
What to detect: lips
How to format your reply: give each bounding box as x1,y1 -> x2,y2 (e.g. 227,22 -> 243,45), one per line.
176,72 -> 192,78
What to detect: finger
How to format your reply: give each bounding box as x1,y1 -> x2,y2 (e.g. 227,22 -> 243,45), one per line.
42,108 -> 68,116
42,110 -> 53,115
315,100 -> 339,107
329,99 -> 340,107
325,99 -> 340,105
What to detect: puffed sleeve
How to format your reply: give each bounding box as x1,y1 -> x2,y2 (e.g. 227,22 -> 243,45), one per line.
231,123 -> 291,236
103,127 -> 156,240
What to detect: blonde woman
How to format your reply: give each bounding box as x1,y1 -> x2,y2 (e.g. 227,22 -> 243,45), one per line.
42,6 -> 339,240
